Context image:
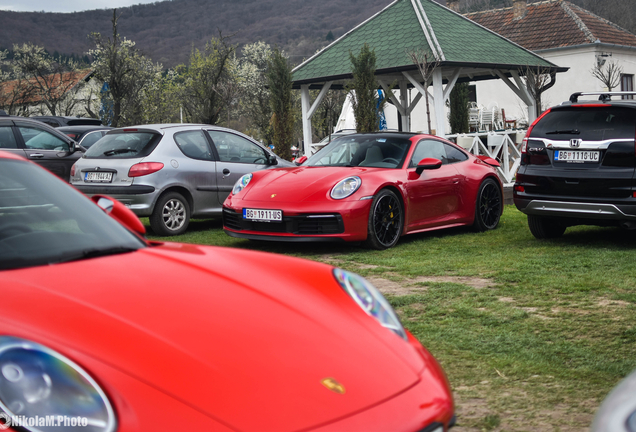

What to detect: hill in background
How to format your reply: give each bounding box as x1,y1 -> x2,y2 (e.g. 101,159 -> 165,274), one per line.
0,0 -> 408,67
0,0 -> 632,68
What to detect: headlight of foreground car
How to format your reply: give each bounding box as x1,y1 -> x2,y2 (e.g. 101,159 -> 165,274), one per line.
232,173 -> 252,195
334,269 -> 407,340
330,176 -> 361,200
0,337 -> 116,432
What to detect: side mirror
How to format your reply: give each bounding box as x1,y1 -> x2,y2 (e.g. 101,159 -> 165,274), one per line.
268,155 -> 278,165
92,195 -> 146,236
415,157 -> 442,175
295,155 -> 308,165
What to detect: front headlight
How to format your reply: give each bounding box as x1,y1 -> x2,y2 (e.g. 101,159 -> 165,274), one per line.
334,269 -> 407,340
0,337 -> 116,432
330,176 -> 361,200
232,173 -> 252,195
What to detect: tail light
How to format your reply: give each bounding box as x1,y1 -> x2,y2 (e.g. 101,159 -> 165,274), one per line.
521,109 -> 552,165
128,162 -> 164,177
521,108 -> 551,155
70,163 -> 76,177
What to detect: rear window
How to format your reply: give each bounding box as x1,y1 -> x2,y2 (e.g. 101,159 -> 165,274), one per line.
84,132 -> 161,159
532,107 -> 636,141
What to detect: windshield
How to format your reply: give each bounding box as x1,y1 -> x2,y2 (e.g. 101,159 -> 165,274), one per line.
306,135 -> 412,168
0,159 -> 146,270
84,131 -> 161,159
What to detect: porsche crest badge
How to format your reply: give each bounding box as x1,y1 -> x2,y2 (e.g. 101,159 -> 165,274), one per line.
321,377 -> 345,394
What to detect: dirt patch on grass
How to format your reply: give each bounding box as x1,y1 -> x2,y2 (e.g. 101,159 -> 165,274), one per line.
368,275 -> 497,295
453,391 -> 595,431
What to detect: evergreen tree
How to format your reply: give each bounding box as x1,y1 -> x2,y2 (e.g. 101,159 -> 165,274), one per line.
267,48 -> 294,161
347,44 -> 384,133
448,82 -> 469,134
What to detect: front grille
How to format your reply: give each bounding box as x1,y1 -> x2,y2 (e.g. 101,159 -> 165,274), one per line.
223,208 -> 344,235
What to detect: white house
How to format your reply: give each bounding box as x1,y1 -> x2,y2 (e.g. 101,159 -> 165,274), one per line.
463,0 -> 636,125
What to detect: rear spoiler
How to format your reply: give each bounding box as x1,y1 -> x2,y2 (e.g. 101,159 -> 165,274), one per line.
475,155 -> 500,167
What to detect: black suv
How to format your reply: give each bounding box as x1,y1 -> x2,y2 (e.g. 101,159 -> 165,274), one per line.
514,92 -> 636,239
0,111 -> 83,181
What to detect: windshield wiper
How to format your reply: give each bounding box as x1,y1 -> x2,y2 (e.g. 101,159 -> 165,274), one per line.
56,246 -> 139,264
545,129 -> 580,135
103,148 -> 137,156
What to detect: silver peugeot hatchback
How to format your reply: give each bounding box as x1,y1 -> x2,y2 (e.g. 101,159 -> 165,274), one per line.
71,124 -> 292,235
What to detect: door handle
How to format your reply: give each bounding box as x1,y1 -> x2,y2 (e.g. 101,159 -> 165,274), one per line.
29,153 -> 44,158
222,168 -> 230,179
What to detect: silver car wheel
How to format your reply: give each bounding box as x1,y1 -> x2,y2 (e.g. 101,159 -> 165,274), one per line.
162,198 -> 186,231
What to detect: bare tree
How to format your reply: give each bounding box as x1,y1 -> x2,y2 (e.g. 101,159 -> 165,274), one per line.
408,50 -> 440,134
591,59 -> 622,92
8,43 -> 84,116
89,10 -> 162,127
520,65 -> 555,118
177,31 -> 238,125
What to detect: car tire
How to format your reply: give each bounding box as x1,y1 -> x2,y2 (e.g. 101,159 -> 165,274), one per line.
150,192 -> 190,236
527,215 -> 566,239
473,178 -> 502,231
364,189 -> 403,250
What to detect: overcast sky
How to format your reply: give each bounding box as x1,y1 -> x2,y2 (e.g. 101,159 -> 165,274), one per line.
0,0 -> 160,13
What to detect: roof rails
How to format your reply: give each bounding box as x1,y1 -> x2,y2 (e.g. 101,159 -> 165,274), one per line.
569,91 -> 636,103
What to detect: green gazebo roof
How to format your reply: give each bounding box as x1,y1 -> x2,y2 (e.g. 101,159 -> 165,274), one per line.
292,0 -> 563,86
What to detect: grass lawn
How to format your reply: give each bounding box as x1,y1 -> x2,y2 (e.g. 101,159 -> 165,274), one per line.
145,205 -> 636,431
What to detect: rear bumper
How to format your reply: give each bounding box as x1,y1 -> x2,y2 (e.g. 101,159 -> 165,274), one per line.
515,198 -> 636,220
73,184 -> 158,217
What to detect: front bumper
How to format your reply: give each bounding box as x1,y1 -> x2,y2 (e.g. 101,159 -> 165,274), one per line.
222,197 -> 373,242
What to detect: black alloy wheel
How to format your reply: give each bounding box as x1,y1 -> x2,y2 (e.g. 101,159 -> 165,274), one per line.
473,178 -> 502,231
365,189 -> 403,250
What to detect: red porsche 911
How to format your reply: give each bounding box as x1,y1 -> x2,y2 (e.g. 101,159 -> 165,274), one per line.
223,132 -> 503,249
0,150 -> 455,431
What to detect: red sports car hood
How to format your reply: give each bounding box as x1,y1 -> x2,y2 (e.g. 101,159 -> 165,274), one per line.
0,244 -> 425,431
242,166 -> 376,202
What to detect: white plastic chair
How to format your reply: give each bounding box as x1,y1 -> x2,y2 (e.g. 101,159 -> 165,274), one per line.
468,102 -> 480,132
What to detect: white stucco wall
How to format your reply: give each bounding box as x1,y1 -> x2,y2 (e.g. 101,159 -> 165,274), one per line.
474,44 -> 636,126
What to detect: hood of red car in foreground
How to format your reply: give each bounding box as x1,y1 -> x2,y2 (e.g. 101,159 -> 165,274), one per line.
0,243 -> 425,431
242,166 -> 378,202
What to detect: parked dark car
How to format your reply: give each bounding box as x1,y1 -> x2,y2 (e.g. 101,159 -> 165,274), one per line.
0,111 -> 82,181
514,91 -> 636,238
58,125 -> 113,149
31,115 -> 103,128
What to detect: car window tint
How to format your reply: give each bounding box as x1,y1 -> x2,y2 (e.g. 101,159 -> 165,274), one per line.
85,132 -> 161,159
532,107 -> 636,141
0,159 -> 145,270
18,127 -> 69,152
175,130 -> 212,161
410,139 -> 446,167
208,131 -> 266,164
79,131 -> 104,149
444,143 -> 468,164
0,126 -> 18,149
